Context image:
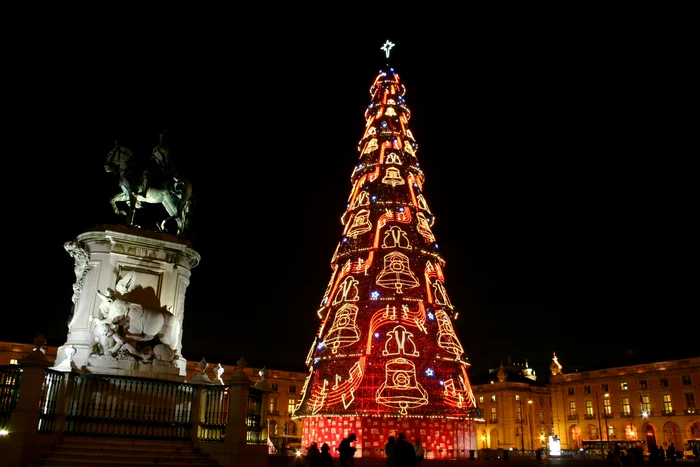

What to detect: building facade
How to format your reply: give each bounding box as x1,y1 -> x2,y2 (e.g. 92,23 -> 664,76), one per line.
470,358 -> 554,452
549,352 -> 700,456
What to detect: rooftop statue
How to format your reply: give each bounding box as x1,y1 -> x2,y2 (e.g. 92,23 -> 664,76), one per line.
105,131 -> 193,238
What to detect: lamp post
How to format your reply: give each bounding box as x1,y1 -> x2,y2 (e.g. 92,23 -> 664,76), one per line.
596,393 -> 609,459
518,397 -> 525,450
528,400 -> 534,451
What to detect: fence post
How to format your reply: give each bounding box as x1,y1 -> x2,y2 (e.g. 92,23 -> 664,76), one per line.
226,358 -> 252,446
0,338 -> 52,467
252,367 -> 272,446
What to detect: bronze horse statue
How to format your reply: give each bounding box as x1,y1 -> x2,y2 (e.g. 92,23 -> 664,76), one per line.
105,142 -> 192,237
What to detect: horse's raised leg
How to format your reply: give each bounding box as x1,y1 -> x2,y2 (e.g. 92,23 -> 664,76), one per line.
110,193 -> 128,216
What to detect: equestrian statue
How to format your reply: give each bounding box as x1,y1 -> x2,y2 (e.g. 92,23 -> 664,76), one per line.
105,132 -> 193,238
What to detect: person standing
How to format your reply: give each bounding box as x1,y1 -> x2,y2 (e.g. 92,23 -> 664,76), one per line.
385,436 -> 396,467
667,443 -> 675,464
413,438 -> 425,467
338,433 -> 357,467
659,446 -> 665,464
395,433 -> 416,467
318,443 -> 334,467
650,445 -> 660,467
692,443 -> 699,464
306,442 -> 321,467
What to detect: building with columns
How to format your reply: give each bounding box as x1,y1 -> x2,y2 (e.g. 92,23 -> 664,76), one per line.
470,357 -> 553,452
549,351 -> 700,457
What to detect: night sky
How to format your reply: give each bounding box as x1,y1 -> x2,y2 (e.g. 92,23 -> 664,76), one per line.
4,16 -> 695,379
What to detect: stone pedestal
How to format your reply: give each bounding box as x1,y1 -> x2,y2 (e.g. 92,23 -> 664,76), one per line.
55,225 -> 200,380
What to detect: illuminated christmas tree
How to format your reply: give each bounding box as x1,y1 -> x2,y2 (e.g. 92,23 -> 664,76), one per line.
293,41 -> 480,459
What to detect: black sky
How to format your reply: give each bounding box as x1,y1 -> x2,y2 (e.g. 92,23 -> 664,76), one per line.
4,14 -> 695,378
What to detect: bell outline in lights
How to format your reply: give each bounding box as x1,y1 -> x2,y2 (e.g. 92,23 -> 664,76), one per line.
375,251 -> 420,294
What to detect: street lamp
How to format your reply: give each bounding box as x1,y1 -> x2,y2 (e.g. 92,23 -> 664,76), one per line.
518,397 -> 525,450
528,400 -> 534,451
596,393 -> 609,459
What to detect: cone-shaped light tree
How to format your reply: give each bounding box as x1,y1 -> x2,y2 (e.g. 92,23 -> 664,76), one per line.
294,41 -> 480,459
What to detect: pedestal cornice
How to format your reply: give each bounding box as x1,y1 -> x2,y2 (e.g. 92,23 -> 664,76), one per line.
77,225 -> 200,269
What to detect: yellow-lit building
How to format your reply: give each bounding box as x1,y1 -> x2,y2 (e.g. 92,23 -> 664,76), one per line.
549,352 -> 700,456
470,357 -> 553,452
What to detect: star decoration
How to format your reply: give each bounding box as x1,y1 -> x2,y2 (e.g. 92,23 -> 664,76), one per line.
380,40 -> 395,59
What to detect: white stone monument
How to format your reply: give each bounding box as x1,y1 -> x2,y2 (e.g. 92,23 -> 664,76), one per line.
55,225 -> 200,380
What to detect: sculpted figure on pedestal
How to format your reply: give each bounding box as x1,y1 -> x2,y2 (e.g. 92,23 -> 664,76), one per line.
90,286 -> 181,363
104,132 -> 193,238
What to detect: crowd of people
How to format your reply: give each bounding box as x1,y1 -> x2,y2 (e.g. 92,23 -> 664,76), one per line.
605,442 -> 698,467
303,432 -> 425,467
304,436 -> 700,467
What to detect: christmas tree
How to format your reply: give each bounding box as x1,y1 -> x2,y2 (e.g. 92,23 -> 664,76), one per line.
293,41 -> 479,459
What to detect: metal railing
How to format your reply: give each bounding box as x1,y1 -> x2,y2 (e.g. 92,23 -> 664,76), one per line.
247,387 -> 263,443
199,384 -> 229,442
63,372 -> 195,439
0,365 -> 22,430
2,364 -> 264,445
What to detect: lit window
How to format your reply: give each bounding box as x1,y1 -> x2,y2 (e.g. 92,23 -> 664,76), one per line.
662,394 -> 673,414
620,382 -> 628,391
287,399 -> 296,413
9,359 -> 18,365
490,395 -> 496,402
478,396 -> 484,404
515,394 -> 521,401
641,395 -> 650,413
621,397 -> 631,416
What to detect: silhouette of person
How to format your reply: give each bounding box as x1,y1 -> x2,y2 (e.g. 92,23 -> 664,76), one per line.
395,433 -> 416,467
338,433 -> 357,467
385,436 -> 396,467
413,437 -> 425,467
306,442 -> 321,467
318,443 -> 334,467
